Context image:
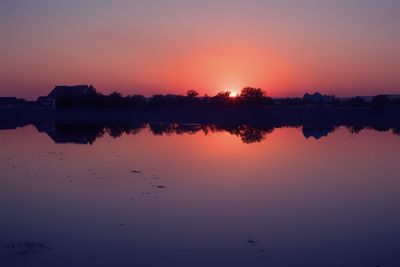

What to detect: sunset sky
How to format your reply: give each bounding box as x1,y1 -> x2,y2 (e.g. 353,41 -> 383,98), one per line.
1,0 -> 400,99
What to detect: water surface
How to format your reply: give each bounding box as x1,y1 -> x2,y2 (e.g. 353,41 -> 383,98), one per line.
1,125 -> 400,267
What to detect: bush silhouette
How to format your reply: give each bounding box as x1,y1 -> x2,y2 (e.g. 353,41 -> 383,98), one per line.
371,95 -> 392,109
349,96 -> 367,107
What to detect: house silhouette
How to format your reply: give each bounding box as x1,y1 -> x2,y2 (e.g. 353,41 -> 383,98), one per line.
36,85 -> 97,109
47,85 -> 95,99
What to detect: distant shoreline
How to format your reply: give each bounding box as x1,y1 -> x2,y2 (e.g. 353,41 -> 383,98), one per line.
2,85 -> 400,111
1,106 -> 400,125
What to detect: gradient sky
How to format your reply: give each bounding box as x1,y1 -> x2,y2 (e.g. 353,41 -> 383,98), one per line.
1,0 -> 400,99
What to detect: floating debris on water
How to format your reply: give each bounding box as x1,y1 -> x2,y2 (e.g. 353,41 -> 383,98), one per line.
3,242 -> 53,256
246,237 -> 267,254
131,170 -> 143,175
247,239 -> 256,244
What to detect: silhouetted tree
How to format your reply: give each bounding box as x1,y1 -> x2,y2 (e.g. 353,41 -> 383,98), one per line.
392,98 -> 400,109
184,90 -> 200,107
127,95 -> 147,107
239,87 -> 273,107
210,91 -> 232,107
240,87 -> 265,99
276,98 -> 304,107
148,95 -> 166,107
186,90 -> 199,98
216,91 -> 231,99
349,96 -> 367,107
371,95 -> 392,109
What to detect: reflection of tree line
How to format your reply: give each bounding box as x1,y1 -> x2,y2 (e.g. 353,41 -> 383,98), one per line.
39,123 -> 400,145
148,124 -> 275,144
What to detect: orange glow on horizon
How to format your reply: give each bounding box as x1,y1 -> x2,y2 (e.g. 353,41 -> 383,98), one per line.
229,91 -> 239,98
1,1 -> 400,100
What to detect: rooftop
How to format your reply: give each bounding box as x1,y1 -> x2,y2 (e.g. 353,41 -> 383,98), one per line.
47,85 -> 95,98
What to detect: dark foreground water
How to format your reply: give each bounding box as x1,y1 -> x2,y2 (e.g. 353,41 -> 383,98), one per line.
1,125 -> 400,267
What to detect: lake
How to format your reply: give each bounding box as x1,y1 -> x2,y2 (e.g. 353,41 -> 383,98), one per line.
1,124 -> 400,267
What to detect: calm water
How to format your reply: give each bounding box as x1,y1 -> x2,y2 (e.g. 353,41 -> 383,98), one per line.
1,125 -> 400,267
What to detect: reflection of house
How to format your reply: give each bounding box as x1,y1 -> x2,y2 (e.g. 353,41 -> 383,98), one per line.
36,123 -> 101,145
0,97 -> 23,109
303,92 -> 334,105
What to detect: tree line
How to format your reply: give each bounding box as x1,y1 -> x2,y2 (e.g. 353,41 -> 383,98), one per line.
54,86 -> 400,109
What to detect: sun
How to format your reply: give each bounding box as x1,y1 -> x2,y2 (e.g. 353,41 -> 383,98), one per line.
220,81 -> 242,97
229,91 -> 239,98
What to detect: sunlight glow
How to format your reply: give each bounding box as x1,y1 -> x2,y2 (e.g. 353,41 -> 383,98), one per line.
229,91 -> 239,97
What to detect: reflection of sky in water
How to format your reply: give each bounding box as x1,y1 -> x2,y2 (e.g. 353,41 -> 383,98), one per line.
1,126 -> 400,266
